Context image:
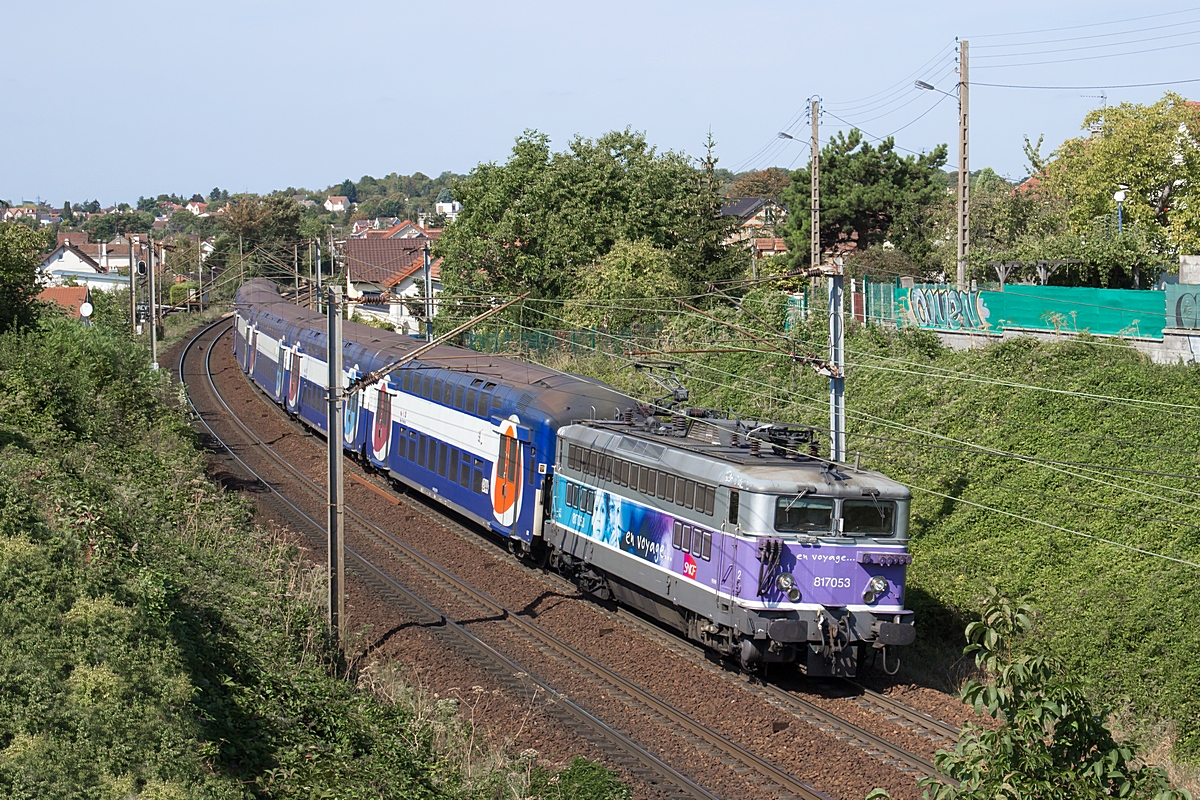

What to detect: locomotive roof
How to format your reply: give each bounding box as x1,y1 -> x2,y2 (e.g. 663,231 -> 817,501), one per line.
237,279 -> 634,430
560,422 -> 910,499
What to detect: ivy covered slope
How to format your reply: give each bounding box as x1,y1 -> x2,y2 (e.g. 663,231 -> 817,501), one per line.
0,314 -> 627,799
563,296 -> 1200,761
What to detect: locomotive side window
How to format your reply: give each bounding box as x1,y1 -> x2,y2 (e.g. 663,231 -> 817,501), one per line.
684,480 -> 696,509
701,530 -> 712,561
672,520 -> 683,549
728,490 -> 740,524
605,456 -> 614,482
663,474 -> 675,502
774,496 -> 833,533
567,482 -> 577,508
842,499 -> 896,536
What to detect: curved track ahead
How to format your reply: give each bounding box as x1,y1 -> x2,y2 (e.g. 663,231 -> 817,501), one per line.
180,317 -> 959,799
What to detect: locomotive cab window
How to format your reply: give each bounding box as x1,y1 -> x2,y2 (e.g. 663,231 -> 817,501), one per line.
775,495 -> 833,533
842,499 -> 896,536
728,490 -> 739,525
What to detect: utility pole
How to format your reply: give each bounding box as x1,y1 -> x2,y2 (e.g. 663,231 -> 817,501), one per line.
197,236 -> 203,312
130,236 -> 139,336
148,240 -> 158,367
423,242 -> 433,342
827,260 -> 846,463
957,39 -> 970,290
239,233 -> 244,290
327,286 -> 345,650
294,243 -> 300,299
810,97 -> 820,271
315,238 -> 323,313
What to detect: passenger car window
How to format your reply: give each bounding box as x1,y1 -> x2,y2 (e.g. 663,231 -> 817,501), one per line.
774,496 -> 833,533
842,499 -> 896,536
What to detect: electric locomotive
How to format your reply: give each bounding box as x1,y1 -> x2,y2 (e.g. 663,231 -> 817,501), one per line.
233,280 -> 915,677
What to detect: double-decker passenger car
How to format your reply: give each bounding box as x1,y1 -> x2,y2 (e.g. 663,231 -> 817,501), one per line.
234,279 -> 915,676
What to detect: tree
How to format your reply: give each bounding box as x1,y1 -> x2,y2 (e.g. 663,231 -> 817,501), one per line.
136,196 -> 161,214
338,179 -> 358,203
869,590 -> 1189,800
1042,93 -> 1200,256
779,130 -> 949,266
728,167 -> 791,198
435,128 -> 736,308
436,187 -> 453,204
562,239 -> 681,330
61,201 -> 74,225
0,223 -> 49,332
83,211 -> 153,241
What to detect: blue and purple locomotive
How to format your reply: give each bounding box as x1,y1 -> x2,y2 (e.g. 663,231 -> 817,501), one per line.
235,280 -> 915,677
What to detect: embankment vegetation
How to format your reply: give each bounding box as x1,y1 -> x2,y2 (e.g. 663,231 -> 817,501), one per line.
0,220 -> 627,798
483,291 -> 1200,765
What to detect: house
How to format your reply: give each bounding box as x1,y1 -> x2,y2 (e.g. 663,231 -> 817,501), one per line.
753,237 -> 789,259
39,285 -> 92,319
325,195 -> 350,213
56,231 -> 89,248
185,201 -> 209,216
39,239 -> 130,293
361,219 -> 441,240
343,238 -> 442,334
720,197 -> 787,244
2,205 -> 38,222
434,199 -> 462,222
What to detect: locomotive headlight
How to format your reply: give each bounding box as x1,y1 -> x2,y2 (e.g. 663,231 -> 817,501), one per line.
776,573 -> 796,592
863,575 -> 889,603
786,587 -> 802,603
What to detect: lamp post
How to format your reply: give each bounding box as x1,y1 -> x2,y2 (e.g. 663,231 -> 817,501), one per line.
1113,187 -> 1127,234
916,52 -> 970,291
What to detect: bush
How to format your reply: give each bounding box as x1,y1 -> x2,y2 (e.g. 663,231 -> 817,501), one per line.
0,316 -> 628,799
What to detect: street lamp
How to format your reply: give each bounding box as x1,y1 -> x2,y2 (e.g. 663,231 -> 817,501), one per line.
916,72 -> 970,290
777,132 -> 795,140
1113,187 -> 1127,234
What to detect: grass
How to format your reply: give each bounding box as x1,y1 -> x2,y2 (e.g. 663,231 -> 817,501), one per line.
0,311 -> 629,799
475,291 -> 1200,765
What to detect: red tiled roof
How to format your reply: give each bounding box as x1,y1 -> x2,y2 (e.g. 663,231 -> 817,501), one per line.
344,239 -> 440,287
39,286 -> 90,318
754,237 -> 788,254
57,231 -> 89,247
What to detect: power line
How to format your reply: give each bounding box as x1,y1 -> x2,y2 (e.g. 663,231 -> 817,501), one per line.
974,37 -> 1200,68
487,316 -> 1200,570
974,26 -> 1200,59
975,77 -> 1200,89
972,15 -> 1200,48
968,7 -> 1200,40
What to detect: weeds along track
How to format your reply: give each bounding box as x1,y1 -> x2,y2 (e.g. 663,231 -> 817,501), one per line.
179,318 -> 947,800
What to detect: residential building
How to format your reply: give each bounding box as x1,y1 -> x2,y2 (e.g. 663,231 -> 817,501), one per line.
39,239 -> 130,292
434,199 -> 462,222
720,197 -> 787,244
185,201 -> 209,216
343,238 -> 442,334
39,285 -> 92,319
753,237 -> 789,259
325,195 -> 350,213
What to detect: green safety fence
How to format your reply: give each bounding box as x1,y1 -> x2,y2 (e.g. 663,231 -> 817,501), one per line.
896,283 -> 1172,339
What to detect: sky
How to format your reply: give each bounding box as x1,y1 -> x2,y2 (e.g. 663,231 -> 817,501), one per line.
3,0 -> 1198,205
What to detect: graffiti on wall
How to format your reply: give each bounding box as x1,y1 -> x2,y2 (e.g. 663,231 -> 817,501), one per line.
1175,291 -> 1200,330
904,287 -> 991,331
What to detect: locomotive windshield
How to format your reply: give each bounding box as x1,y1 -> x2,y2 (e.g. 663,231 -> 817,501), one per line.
774,496 -> 833,533
842,498 -> 896,536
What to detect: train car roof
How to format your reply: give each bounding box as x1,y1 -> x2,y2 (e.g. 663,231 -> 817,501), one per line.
236,279 -> 634,429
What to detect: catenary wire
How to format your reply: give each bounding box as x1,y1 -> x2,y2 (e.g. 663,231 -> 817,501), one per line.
519,305 -> 1200,510
973,25 -> 1200,59
973,37 -> 1200,69
488,314 -> 1200,569
967,7 -> 1200,39
971,14 -> 1200,48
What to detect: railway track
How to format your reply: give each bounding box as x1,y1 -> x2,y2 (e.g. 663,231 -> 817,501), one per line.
181,318 -> 837,800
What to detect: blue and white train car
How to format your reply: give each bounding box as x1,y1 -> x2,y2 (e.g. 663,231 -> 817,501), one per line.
233,279 -> 631,544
